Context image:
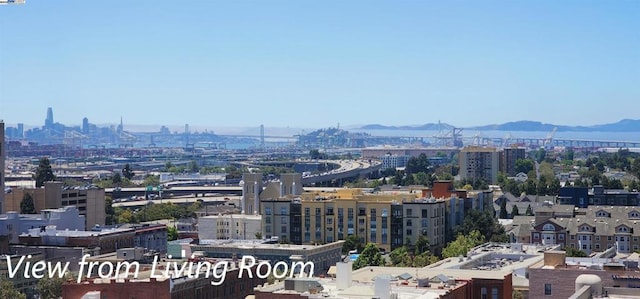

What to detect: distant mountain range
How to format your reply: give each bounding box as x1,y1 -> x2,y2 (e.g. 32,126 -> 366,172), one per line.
358,119 -> 640,132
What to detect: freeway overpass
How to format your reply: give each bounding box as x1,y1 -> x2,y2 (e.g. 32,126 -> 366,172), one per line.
106,159 -> 382,198
107,186 -> 243,199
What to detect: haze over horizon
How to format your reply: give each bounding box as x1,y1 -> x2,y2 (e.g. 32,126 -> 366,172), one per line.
1,1 -> 638,128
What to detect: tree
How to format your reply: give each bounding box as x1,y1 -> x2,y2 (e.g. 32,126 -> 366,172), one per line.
414,235 -> 430,255
499,199 -> 508,219
255,232 -> 262,239
442,230 -> 485,258
564,246 -> 587,257
406,154 -> 431,175
515,159 -> 534,175
510,205 -> 519,218
525,204 -> 534,216
35,157 -> 56,187
105,197 -> 116,225
0,278 -> 25,299
20,193 -> 36,214
167,226 -> 178,241
309,149 -> 326,160
36,275 -> 65,299
112,173 -> 122,185
122,163 -> 134,180
535,148 -> 547,163
455,209 -> 505,243
342,234 -> 364,254
142,174 -> 160,187
353,243 -> 385,270
389,246 -> 412,267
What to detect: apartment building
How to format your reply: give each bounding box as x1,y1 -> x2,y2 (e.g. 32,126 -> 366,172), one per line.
262,189 -> 448,253
459,146 -> 499,184
198,214 -> 261,240
4,181 -> 105,229
499,147 -> 526,176
531,206 -> 640,254
558,185 -> 640,208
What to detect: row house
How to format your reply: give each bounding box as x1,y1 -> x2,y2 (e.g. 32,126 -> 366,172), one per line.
530,206 -> 640,254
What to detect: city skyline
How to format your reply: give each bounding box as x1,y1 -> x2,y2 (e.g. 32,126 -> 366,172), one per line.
1,1 -> 638,128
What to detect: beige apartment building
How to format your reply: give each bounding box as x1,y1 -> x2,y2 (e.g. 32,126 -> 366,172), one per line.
4,181 -> 105,229
262,189 -> 447,253
459,146 -> 499,184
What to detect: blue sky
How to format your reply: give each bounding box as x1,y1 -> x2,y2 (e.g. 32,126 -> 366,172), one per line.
1,1 -> 638,129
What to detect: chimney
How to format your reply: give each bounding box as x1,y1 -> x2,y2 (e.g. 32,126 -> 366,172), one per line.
336,261 -> 353,290
544,250 -> 566,268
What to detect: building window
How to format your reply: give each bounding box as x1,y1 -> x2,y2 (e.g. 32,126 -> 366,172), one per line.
406,229 -> 412,236
571,235 -> 575,240
406,219 -> 412,227
281,217 -> 287,224
481,287 -> 487,299
558,234 -> 564,240
596,244 -> 600,250
595,236 -> 600,241
406,209 -> 413,217
265,207 -> 272,215
280,207 -> 288,215
545,284 -> 552,295
491,288 -> 498,299
533,233 -> 540,239
421,209 -> 428,218
265,217 -> 271,224
421,219 -> 428,228
608,236 -> 612,241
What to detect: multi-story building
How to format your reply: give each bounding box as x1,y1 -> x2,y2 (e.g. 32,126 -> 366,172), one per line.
127,223 -> 168,253
262,189 -> 448,253
499,147 -> 526,176
380,154 -> 410,170
530,206 -> 640,254
0,253 -> 44,293
459,146 -> 499,184
198,214 -> 261,240
261,198 -> 299,243
18,226 -> 135,254
0,206 -> 85,242
558,186 -> 640,208
401,198 -> 446,252
241,173 -> 302,216
3,181 -> 105,229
